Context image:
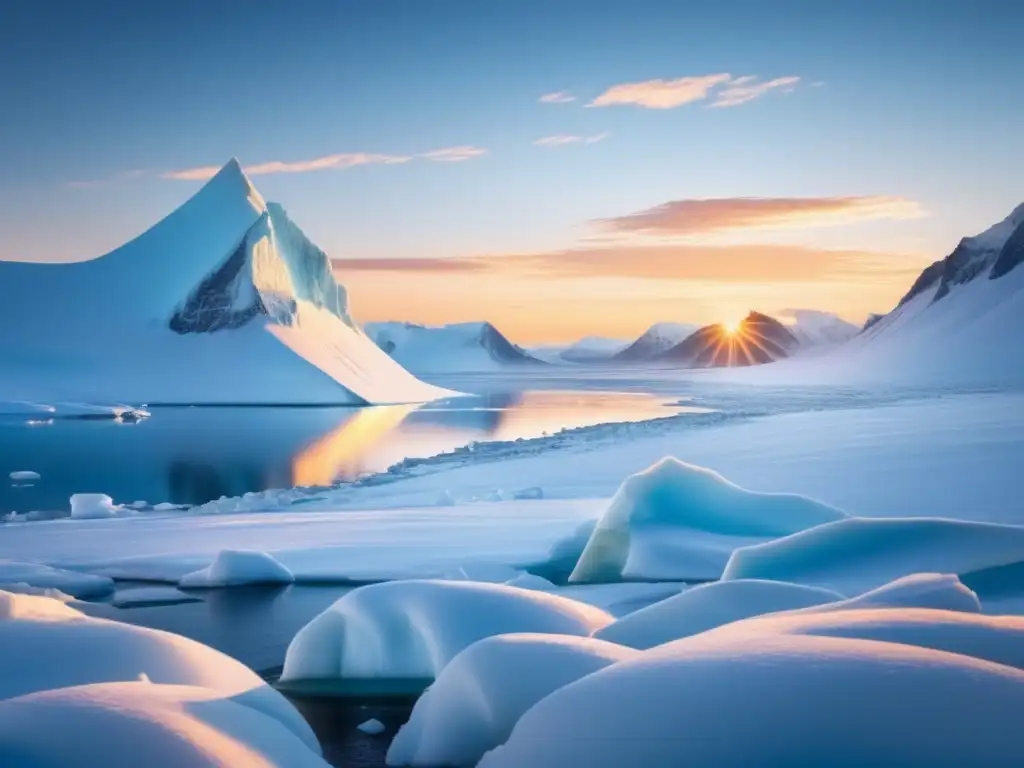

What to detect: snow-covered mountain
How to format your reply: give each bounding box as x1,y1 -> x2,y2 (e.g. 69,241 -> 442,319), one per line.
658,311 -> 799,367
365,321 -> 544,374
0,160 -> 449,405
779,310 -> 860,348
613,322 -> 699,362
555,336 -> 630,363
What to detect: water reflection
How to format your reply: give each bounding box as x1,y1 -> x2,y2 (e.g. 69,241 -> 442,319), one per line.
0,390 -> 706,512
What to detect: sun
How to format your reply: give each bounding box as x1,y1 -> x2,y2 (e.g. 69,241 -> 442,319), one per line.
722,318 -> 742,336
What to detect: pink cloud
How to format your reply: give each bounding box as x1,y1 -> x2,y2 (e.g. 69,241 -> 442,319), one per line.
710,76 -> 801,108
420,146 -> 488,162
589,74 -> 732,109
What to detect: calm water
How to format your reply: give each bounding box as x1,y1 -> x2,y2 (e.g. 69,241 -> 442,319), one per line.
0,390 -> 706,514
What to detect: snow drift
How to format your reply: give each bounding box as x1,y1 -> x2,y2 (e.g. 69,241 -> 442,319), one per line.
178,549 -> 294,589
479,630 -> 1024,767
723,516 -> 1024,594
594,579 -> 843,649
567,457 -> 846,583
387,633 -> 635,766
279,580 -> 612,686
0,590 -> 318,752
365,321 -> 542,373
0,682 -> 329,768
0,159 -> 448,405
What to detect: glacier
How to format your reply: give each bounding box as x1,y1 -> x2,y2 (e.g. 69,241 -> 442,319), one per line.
0,159 -> 449,405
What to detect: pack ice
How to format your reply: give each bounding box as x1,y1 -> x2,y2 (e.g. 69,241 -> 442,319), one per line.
0,159 -> 449,405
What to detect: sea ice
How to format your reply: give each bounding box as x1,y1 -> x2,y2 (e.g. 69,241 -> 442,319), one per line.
594,579 -> 843,650
723,516 -> 1024,593
0,560 -> 114,599
178,549 -> 295,588
568,457 -> 846,583
280,580 -> 612,685
0,590 -> 318,752
0,682 -> 329,767
387,634 -> 635,766
479,631 -> 1024,767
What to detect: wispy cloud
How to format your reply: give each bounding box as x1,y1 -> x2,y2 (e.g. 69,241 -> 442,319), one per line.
420,145 -> 488,162
589,74 -> 732,109
710,76 -> 800,108
598,196 -> 927,237
589,73 -> 800,109
539,91 -> 576,104
163,153 -> 411,181
332,244 -> 928,285
533,133 -> 610,147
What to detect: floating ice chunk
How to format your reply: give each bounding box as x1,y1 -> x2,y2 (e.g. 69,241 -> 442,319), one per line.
70,493 -> 121,519
504,573 -> 556,591
512,487 -> 544,500
178,550 -> 294,588
594,579 -> 843,650
388,634 -> 635,767
568,457 -> 846,583
722,517 -> 1024,594
0,561 -> 114,599
8,470 -> 40,482
153,501 -> 183,511
280,580 -> 612,685
0,682 -> 329,767
358,718 -> 386,735
479,632 -> 1024,768
0,590 -> 318,753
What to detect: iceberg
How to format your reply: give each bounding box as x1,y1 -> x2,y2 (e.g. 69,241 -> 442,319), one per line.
594,579 -> 843,650
0,682 -> 329,768
279,580 -> 612,687
0,160 -> 449,405
723,516 -> 1024,594
568,457 -> 846,583
479,631 -> 1024,767
387,633 -> 635,767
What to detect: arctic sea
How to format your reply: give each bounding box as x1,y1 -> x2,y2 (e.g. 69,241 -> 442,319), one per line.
0,385 -> 708,514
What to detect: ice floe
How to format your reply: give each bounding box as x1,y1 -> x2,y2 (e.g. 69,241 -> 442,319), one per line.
280,580 -> 612,686
0,560 -> 114,599
179,550 -> 294,589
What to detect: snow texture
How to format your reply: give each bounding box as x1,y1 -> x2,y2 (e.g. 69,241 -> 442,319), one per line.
0,591 -> 318,753
0,682 -> 329,768
387,634 -> 635,767
479,631 -> 1024,768
723,517 -> 1024,594
568,457 -> 846,582
280,580 -> 612,684
0,561 -> 114,599
70,493 -> 122,519
594,579 -> 843,649
179,550 -> 294,588
0,159 -> 448,405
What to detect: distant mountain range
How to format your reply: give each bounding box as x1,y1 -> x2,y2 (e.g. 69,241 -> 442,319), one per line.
365,321 -> 543,374
613,322 -> 699,362
655,311 -> 799,367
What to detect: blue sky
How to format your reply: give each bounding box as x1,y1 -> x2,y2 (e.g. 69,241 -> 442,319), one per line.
2,0 -> 1022,341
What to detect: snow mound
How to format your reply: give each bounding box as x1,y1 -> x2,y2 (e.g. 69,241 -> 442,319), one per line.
179,550 -> 294,588
719,606 -> 1024,671
0,682 -> 329,768
723,516 -> 1024,594
70,493 -> 122,519
280,580 -> 613,684
0,561 -> 114,599
0,159 -> 449,405
568,458 -> 846,582
0,591 -> 317,752
790,573 -> 980,616
479,632 -> 1024,768
594,579 -> 843,650
388,634 -> 635,767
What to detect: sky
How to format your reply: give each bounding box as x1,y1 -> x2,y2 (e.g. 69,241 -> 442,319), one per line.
1,0 -> 1022,344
